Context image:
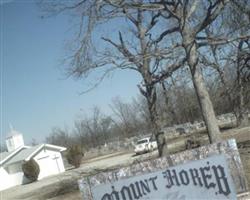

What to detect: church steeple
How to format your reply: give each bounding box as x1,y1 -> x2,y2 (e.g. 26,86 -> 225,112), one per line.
9,123 -> 14,131
6,126 -> 24,152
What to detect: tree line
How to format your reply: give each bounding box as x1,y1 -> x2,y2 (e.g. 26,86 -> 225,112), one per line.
46,68 -> 249,150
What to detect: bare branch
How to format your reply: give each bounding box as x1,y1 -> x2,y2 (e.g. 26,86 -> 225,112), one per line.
137,83 -> 148,97
152,26 -> 180,44
122,8 -> 138,27
152,57 -> 187,84
78,67 -> 116,95
186,0 -> 199,19
198,34 -> 250,47
195,0 -> 230,33
104,0 -> 164,10
102,36 -> 143,68
145,11 -> 161,34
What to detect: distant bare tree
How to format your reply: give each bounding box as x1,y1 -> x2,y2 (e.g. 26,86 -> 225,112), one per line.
31,138 -> 38,146
157,70 -> 203,126
46,127 -> 72,148
74,106 -> 116,148
131,96 -> 152,131
110,97 -> 143,137
99,116 -> 113,144
0,143 -> 7,153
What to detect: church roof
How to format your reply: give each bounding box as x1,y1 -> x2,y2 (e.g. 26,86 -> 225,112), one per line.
3,145 -> 42,167
0,144 -> 66,167
0,151 -> 12,162
0,146 -> 29,166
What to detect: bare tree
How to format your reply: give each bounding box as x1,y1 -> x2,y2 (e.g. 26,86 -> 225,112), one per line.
100,8 -> 186,156
40,1 -> 187,156
40,0 -> 250,155
31,138 -> 38,146
155,0 -> 250,143
201,39 -> 250,126
157,68 -> 203,125
73,106 -> 116,148
46,127 -> 72,148
131,96 -> 152,131
0,143 -> 7,153
198,0 -> 250,126
110,97 -> 136,137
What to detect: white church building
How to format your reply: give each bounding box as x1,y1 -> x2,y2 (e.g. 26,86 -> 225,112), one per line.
0,128 -> 66,191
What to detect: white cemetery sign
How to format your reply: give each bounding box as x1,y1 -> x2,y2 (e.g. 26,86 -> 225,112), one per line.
78,139 -> 248,200
91,155 -> 236,200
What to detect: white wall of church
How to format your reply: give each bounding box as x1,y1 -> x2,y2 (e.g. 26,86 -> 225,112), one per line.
0,165 -> 29,191
34,149 -> 65,180
0,167 -> 11,191
7,162 -> 22,174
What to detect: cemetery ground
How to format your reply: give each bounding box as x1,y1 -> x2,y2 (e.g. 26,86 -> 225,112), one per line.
1,126 -> 250,200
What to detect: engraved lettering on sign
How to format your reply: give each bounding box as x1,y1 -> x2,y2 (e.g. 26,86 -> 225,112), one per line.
162,161 -> 231,196
87,155 -> 237,200
101,176 -> 158,200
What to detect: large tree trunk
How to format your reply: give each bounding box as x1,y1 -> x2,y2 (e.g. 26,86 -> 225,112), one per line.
137,10 -> 169,157
237,67 -> 249,127
236,41 -> 249,127
139,80 -> 168,157
191,66 -> 221,143
183,38 -> 221,143
148,91 -> 168,157
146,86 -> 168,157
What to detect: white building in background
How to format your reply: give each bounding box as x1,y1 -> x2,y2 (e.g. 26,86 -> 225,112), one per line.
0,128 -> 66,191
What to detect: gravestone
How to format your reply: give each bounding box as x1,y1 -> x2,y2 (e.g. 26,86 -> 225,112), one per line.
78,139 -> 248,199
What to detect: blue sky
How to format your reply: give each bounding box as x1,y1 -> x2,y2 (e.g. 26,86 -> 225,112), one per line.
0,1 -> 141,144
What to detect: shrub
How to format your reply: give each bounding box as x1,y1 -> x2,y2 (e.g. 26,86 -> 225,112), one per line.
22,158 -> 40,182
66,145 -> 84,168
